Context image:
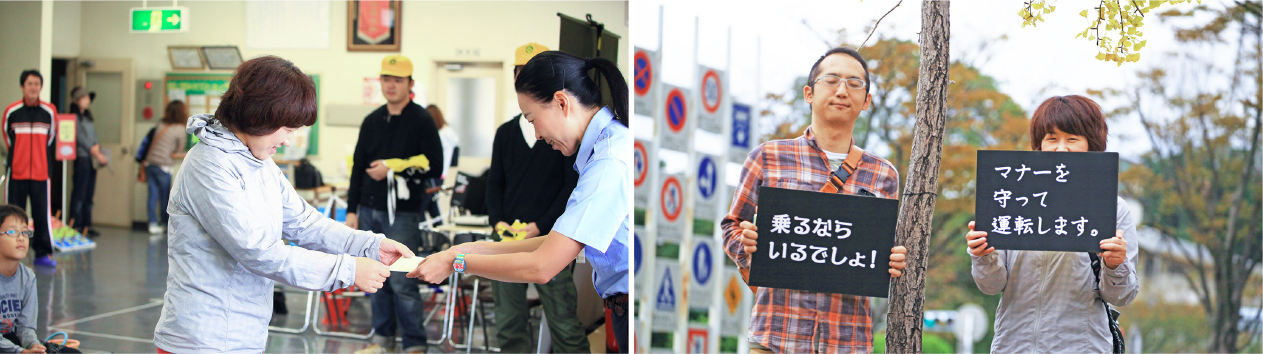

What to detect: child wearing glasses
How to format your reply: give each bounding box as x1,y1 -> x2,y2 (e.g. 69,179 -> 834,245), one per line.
0,204 -> 44,354
0,205 -> 83,354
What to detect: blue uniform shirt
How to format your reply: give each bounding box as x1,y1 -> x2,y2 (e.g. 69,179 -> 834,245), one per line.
551,107 -> 631,299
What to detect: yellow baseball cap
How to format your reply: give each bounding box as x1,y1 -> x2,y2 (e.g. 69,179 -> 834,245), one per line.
514,43 -> 550,66
380,55 -> 413,77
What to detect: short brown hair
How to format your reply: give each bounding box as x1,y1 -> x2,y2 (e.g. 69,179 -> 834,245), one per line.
426,104 -> 446,129
162,100 -> 188,125
1029,95 -> 1108,152
215,56 -> 317,136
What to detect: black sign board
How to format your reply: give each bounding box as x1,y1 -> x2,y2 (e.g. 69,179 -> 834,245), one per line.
974,150 -> 1118,252
749,186 -> 898,298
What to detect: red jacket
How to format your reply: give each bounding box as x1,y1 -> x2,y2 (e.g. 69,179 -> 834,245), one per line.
3,100 -> 56,181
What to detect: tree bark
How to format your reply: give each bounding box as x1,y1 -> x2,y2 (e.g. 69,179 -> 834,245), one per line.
885,1 -> 949,353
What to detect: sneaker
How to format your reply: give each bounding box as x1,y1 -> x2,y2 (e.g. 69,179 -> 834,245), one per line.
34,256 -> 56,267
353,344 -> 388,354
148,223 -> 162,234
86,229 -> 100,238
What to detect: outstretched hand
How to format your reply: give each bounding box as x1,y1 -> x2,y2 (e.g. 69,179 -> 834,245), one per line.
378,238 -> 415,266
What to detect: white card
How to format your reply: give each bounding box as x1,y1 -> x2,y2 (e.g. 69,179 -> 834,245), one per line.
389,256 -> 425,272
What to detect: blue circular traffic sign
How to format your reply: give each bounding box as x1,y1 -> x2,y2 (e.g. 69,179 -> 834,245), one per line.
698,156 -> 716,199
693,242 -> 712,284
635,233 -> 643,273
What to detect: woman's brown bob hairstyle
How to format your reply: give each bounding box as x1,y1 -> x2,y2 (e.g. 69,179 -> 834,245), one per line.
1029,95 -> 1109,152
214,56 -> 317,136
162,100 -> 188,125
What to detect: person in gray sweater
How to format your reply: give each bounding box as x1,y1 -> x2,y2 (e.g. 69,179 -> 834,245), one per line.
966,95 -> 1139,354
67,87 -> 108,238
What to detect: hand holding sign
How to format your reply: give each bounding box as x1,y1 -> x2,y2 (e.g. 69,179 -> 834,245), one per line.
965,221 -> 995,257
1099,231 -> 1127,269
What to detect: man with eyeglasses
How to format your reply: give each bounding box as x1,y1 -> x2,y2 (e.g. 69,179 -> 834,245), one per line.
720,47 -> 909,353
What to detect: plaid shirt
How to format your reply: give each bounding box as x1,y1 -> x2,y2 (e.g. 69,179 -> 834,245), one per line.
721,127 -> 900,353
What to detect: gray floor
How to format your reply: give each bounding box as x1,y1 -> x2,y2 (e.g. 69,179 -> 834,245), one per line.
22,226 -> 503,353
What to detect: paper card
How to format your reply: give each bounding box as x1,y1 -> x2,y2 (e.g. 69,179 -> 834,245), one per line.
389,256 -> 425,272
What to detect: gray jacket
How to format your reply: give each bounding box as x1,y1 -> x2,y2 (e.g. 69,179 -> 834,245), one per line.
971,196 -> 1140,354
153,114 -> 385,353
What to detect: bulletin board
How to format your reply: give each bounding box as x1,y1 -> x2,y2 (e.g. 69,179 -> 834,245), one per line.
163,72 -> 321,156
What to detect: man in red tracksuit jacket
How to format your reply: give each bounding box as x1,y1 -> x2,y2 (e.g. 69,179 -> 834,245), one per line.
4,70 -> 57,267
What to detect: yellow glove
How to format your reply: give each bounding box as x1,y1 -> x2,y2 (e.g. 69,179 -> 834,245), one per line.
496,220 -> 529,241
382,154 -> 431,173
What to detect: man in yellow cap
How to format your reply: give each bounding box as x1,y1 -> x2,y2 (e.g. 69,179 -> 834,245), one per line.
349,54 -> 442,354
484,42 -> 591,353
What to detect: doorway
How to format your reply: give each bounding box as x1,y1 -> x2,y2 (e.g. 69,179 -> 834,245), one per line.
77,58 -> 135,228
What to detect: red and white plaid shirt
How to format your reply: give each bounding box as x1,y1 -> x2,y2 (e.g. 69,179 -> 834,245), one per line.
722,126 -> 900,353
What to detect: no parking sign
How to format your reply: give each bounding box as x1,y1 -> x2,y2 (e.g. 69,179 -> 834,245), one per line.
688,238 -> 717,308
693,154 -> 721,220
656,174 -> 685,242
633,48 -> 659,117
659,85 -> 691,152
697,66 -> 726,134
634,139 -> 655,208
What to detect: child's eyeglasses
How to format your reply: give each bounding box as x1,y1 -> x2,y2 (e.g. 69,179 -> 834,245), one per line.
0,230 -> 32,239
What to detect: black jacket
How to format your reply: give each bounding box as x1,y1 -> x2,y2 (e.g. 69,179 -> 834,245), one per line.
485,115 -> 579,234
347,102 -> 444,213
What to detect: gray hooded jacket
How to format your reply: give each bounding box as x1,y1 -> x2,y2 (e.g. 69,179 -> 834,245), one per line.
153,114 -> 384,353
971,197 -> 1140,353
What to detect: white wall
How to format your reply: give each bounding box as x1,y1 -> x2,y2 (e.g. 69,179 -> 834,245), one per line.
51,0 -> 79,58
0,1 -> 43,104
76,0 -> 629,181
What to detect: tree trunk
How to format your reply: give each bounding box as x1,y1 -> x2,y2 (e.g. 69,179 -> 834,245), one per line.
885,1 -> 949,353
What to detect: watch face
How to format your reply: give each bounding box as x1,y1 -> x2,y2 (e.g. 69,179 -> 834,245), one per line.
454,262 -> 465,272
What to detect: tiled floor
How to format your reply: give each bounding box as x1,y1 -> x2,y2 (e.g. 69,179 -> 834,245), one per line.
21,227 -> 511,353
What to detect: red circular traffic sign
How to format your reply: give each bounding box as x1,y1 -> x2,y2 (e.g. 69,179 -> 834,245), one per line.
634,141 -> 648,187
665,88 -> 687,133
634,51 -> 652,96
660,176 -> 683,222
701,70 -> 722,114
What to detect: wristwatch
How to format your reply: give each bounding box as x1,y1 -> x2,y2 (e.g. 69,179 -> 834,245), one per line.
453,253 -> 467,273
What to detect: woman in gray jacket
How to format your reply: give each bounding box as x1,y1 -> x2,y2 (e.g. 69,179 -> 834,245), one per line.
965,95 -> 1139,353
153,56 -> 414,353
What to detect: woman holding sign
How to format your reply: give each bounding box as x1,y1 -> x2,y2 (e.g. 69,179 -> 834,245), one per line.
965,95 -> 1138,353
408,51 -> 632,353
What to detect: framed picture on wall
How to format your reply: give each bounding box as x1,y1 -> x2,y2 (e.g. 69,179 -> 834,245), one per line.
347,0 -> 402,52
202,46 -> 243,70
168,46 -> 205,70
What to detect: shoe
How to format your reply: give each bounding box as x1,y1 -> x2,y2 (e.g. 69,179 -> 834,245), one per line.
353,344 -> 388,354
86,229 -> 100,238
34,256 -> 56,267
403,345 -> 427,354
148,223 -> 162,234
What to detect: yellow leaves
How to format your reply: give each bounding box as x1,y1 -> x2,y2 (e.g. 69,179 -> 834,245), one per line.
1021,1 -> 1186,66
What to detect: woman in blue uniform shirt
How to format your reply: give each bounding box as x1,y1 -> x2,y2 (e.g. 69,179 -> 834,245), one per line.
409,50 -> 631,352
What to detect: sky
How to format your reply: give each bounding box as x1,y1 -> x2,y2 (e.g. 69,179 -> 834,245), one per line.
630,0 -> 1245,167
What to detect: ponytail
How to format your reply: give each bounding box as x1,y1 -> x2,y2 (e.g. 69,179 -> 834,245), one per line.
515,51 -> 629,127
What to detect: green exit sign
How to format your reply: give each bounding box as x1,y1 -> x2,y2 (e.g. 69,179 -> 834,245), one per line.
130,7 -> 188,33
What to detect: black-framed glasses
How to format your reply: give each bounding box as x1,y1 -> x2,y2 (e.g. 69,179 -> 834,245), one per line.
0,230 -> 32,239
813,74 -> 867,90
